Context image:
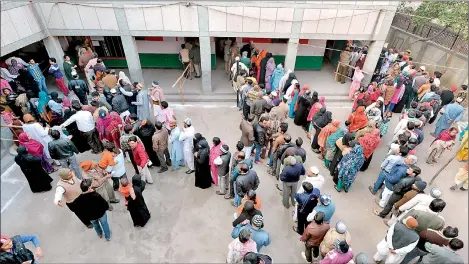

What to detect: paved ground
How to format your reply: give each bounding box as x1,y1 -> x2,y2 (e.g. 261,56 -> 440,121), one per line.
1,100 -> 467,262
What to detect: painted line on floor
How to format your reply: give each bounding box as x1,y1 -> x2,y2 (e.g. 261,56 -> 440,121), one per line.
1,164 -> 26,214
1,184 -> 25,214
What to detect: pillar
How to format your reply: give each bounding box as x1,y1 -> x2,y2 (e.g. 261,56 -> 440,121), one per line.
197,6 -> 212,93
113,4 -> 144,84
43,36 -> 65,79
284,8 -> 304,72
362,40 -> 385,84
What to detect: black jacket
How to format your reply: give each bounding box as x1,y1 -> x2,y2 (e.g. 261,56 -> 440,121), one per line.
111,94 -> 129,114
0,235 -> 35,264
254,123 -> 266,145
48,138 -> 79,160
281,146 -> 307,163
73,191 -> 109,221
235,170 -> 260,197
277,142 -> 294,159
392,176 -> 422,195
68,79 -> 89,98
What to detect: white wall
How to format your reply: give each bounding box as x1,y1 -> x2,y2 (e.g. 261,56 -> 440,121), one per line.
135,39 -> 216,54
1,4 -> 42,47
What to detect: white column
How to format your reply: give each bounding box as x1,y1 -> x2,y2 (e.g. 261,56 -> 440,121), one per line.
43,36 -> 65,79
362,40 -> 385,84
198,6 -> 212,93
113,4 -> 144,84
284,8 -> 304,72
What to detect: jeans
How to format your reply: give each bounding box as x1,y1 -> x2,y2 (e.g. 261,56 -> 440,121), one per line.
372,170 -> 389,193
36,78 -> 49,94
254,142 -> 262,162
59,155 -> 82,179
233,184 -> 242,206
243,145 -> 253,160
268,153 -> 273,167
91,213 -> 111,240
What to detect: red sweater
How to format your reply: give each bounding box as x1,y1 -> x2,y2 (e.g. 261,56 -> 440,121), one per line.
132,142 -> 148,168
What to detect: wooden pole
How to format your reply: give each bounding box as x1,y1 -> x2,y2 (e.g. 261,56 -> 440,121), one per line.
0,124 -> 24,128
0,138 -> 18,142
335,61 -> 340,82
179,78 -> 185,105
429,136 -> 468,185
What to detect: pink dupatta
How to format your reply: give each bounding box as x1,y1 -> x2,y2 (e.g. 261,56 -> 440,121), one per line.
209,142 -> 224,185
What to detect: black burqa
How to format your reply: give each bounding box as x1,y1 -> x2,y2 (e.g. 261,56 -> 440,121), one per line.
294,93 -> 312,127
282,73 -> 297,93
63,108 -> 90,153
195,139 -> 212,189
330,133 -> 354,180
311,109 -> 332,150
136,121 -> 160,167
127,175 -> 151,227
193,133 -> 205,172
258,53 -> 272,86
14,146 -> 53,193
392,78 -> 409,113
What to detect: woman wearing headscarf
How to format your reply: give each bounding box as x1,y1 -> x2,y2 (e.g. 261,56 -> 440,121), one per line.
307,95 -> 325,133
0,106 -> 23,145
427,127 -> 458,164
324,122 -> 348,168
394,75 -> 413,112
136,119 -> 160,167
48,92 -> 64,127
311,109 -> 332,153
209,137 -> 224,185
354,120 -> 377,139
119,177 -> 151,227
264,55 -> 275,92
195,139 -> 212,189
22,114 -> 54,162
321,240 -> 353,264
240,51 -> 251,68
18,132 -> 55,173
278,69 -> 291,95
347,106 -> 368,132
352,86 -> 370,111
14,146 -> 53,193
270,64 -> 284,91
256,50 -> 267,82
367,82 -> 381,103
335,141 -> 365,193
317,120 -> 340,158
294,88 -> 312,127
358,129 -> 381,171
96,110 -> 122,149
288,82 -> 300,118
389,76 -> 405,112
330,133 -> 354,182
118,71 -> 131,85
434,103 -> 464,137
349,67 -> 364,100
283,72 -> 297,94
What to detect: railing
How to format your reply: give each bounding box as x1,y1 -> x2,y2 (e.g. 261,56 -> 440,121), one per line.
391,13 -> 468,56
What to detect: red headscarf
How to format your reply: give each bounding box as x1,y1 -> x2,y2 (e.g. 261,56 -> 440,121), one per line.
358,129 -> 381,158
318,120 -> 340,148
348,106 -> 368,132
18,132 -> 43,157
433,128 -> 457,143
307,97 -> 325,121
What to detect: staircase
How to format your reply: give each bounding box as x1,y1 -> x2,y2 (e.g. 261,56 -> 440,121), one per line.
164,91 -> 352,108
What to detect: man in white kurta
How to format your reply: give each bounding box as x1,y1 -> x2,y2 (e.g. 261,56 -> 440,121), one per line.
179,118 -> 195,174
374,217 -> 419,264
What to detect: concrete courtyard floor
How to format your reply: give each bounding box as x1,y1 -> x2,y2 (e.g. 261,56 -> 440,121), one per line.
1,101 -> 468,262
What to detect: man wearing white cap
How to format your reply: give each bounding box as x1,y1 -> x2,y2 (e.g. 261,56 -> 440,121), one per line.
231,56 -> 249,80
179,118 -> 196,174
148,81 -> 165,121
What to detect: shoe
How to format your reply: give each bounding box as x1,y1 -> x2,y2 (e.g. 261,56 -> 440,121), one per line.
195,76 -> 201,78
97,233 -> 103,238
216,191 -> 225,195
146,181 -> 154,184
108,205 -> 114,211
158,168 -> 168,173
185,169 -> 195,174
230,201 -> 237,207
292,226 -> 299,233
374,209 -> 384,218
224,194 -> 233,199
275,184 -> 282,191
255,160 -> 262,164
233,213 -> 238,219
460,187 -> 467,191
450,185 -> 457,190
106,237 -> 111,241
368,186 -> 377,195
334,184 -> 341,192
301,252 -> 308,262
110,199 -> 120,204
87,224 -> 93,229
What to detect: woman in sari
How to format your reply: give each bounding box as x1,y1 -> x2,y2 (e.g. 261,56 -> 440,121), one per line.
427,127 -> 458,164
307,96 -> 325,133
96,110 -> 122,149
0,106 -> 23,145
18,132 -> 55,173
367,82 -> 380,103
358,129 -> 381,171
119,177 -> 151,227
324,122 -> 349,168
347,106 -> 368,132
209,137 -> 224,185
317,120 -> 340,159
352,86 -> 370,111
288,82 -> 300,119
335,141 -> 365,193
434,103 -> 464,137
14,146 -> 53,193
349,67 -> 364,100
311,109 -> 332,153
195,139 -> 212,189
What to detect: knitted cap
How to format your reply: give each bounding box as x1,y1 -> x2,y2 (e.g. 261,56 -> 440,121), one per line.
252,215 -> 263,228
414,181 -> 427,191
335,221 -> 347,234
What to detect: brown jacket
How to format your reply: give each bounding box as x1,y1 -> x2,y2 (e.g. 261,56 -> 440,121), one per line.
301,222 -> 330,247
383,85 -> 396,105
320,229 -> 352,257
102,74 -> 118,88
395,190 -> 419,209
240,119 -> 254,147
272,133 -> 285,153
152,128 -> 169,152
339,51 -> 351,64
418,83 -> 431,99
270,103 -> 289,122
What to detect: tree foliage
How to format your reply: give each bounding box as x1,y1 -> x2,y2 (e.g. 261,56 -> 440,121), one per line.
398,1 -> 468,40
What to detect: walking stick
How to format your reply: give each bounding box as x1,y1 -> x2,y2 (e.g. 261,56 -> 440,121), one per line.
429,136 -> 468,185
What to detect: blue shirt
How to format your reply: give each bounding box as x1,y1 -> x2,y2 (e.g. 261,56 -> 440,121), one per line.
385,163 -> 409,189
231,159 -> 253,181
48,63 -> 64,79
231,224 -> 271,252
9,235 -> 40,254
380,155 -> 404,173
315,201 -> 336,223
27,64 -> 44,81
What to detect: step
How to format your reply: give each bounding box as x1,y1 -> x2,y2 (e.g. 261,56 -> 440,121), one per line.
165,93 -> 352,103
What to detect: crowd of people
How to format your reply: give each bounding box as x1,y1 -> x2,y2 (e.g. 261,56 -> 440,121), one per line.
0,39 -> 467,264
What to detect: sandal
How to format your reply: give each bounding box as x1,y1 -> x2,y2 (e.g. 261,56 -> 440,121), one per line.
334,185 -> 341,192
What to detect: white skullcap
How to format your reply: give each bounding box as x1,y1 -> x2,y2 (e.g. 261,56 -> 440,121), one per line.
309,166 -> 319,174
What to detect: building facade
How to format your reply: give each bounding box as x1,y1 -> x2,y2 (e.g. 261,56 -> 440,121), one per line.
1,1 -> 399,91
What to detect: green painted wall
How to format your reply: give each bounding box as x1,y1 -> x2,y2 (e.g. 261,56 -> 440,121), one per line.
103,54 -> 217,69
104,54 -> 322,70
